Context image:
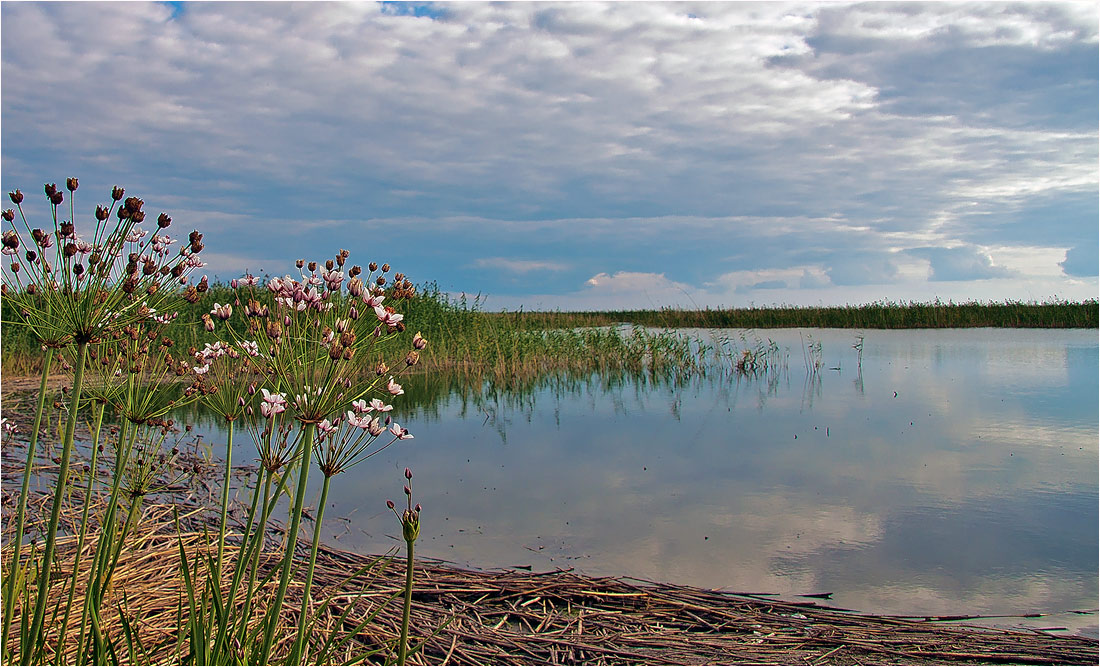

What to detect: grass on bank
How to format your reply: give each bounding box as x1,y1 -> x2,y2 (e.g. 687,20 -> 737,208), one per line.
3,285 -> 1095,379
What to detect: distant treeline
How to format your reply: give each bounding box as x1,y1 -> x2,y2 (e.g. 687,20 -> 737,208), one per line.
495,299 -> 1099,330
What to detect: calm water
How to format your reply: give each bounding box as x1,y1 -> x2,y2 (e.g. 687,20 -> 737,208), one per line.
184,328 -> 1099,635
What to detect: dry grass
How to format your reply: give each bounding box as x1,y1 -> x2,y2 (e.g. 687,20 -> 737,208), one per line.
3,482 -> 1096,665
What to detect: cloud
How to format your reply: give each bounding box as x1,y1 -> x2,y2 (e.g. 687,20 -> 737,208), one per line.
1,2 -> 1096,308
825,252 -> 900,287
473,257 -> 568,274
1060,244 -> 1099,278
906,246 -> 1015,282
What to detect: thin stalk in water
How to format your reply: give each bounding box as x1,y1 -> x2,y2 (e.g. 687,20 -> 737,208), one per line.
54,400 -> 106,664
24,341 -> 87,664
260,420 -> 316,663
2,347 -> 55,658
290,472 -> 333,663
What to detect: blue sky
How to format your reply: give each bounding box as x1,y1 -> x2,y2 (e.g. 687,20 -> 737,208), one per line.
2,1 -> 1096,310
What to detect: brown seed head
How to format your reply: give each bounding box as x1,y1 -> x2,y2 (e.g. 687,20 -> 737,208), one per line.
9,190 -> 23,205
157,213 -> 171,228
112,186 -> 125,201
368,262 -> 378,272
124,197 -> 144,214
308,261 -> 318,272
49,191 -> 64,206
405,350 -> 419,366
44,183 -> 58,198
96,205 -> 109,221
131,211 -> 145,223
381,263 -> 390,273
296,259 -> 305,269
325,259 -> 334,271
376,275 -> 386,286
376,361 -> 388,376
60,222 -> 75,237
2,209 -> 13,222
66,178 -> 79,192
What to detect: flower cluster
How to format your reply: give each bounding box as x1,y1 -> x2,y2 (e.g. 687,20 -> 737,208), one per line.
1,182 -> 206,347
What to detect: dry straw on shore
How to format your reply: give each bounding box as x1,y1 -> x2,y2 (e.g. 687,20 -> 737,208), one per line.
3,481 -> 1096,666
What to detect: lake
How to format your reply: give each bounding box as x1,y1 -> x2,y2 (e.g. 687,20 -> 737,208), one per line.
182,327 -> 1099,635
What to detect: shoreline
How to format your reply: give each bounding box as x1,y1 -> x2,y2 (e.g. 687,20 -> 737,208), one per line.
2,382 -> 1097,664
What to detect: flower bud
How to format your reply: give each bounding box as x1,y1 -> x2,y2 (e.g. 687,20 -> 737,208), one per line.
404,485 -> 411,496
414,503 -> 421,512
404,467 -> 413,480
9,190 -> 23,205
387,499 -> 396,509
66,177 -> 78,192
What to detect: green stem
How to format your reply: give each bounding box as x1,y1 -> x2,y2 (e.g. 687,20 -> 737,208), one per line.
398,538 -> 414,666
25,341 -> 87,664
54,400 -> 106,664
290,472 -> 332,664
2,347 -> 54,660
216,464 -> 265,660
259,421 -> 316,664
216,420 -> 235,583
77,416 -> 134,663
238,469 -> 276,649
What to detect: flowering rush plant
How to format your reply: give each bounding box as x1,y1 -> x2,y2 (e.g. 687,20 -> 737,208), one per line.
220,252 -> 425,425
1,181 -> 206,348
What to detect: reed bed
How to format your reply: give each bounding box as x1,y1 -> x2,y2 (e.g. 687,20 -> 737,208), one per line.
2,486 -> 1095,666
4,288 -> 1094,378
501,298 -> 1099,330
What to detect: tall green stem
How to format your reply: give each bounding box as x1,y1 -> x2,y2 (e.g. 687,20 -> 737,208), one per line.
290,473 -> 332,664
260,421 -> 315,663
54,400 -> 106,664
216,419 -> 235,582
24,341 -> 87,664
2,347 -> 54,659
398,538 -> 414,666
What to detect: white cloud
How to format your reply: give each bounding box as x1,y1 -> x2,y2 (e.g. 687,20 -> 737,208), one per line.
2,1 -> 1095,309
473,257 -> 568,274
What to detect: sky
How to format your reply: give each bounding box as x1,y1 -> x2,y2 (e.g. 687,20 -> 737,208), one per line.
1,1 -> 1097,310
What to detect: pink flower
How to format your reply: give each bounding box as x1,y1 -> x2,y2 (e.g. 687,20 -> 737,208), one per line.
352,399 -> 369,413
386,377 -> 404,396
346,411 -> 371,429
367,418 -> 385,437
318,419 -> 338,436
369,398 -> 393,412
374,305 -> 404,327
389,423 -> 413,440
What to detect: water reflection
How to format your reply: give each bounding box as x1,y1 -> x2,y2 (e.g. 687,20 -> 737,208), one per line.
180,328 -> 1098,635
